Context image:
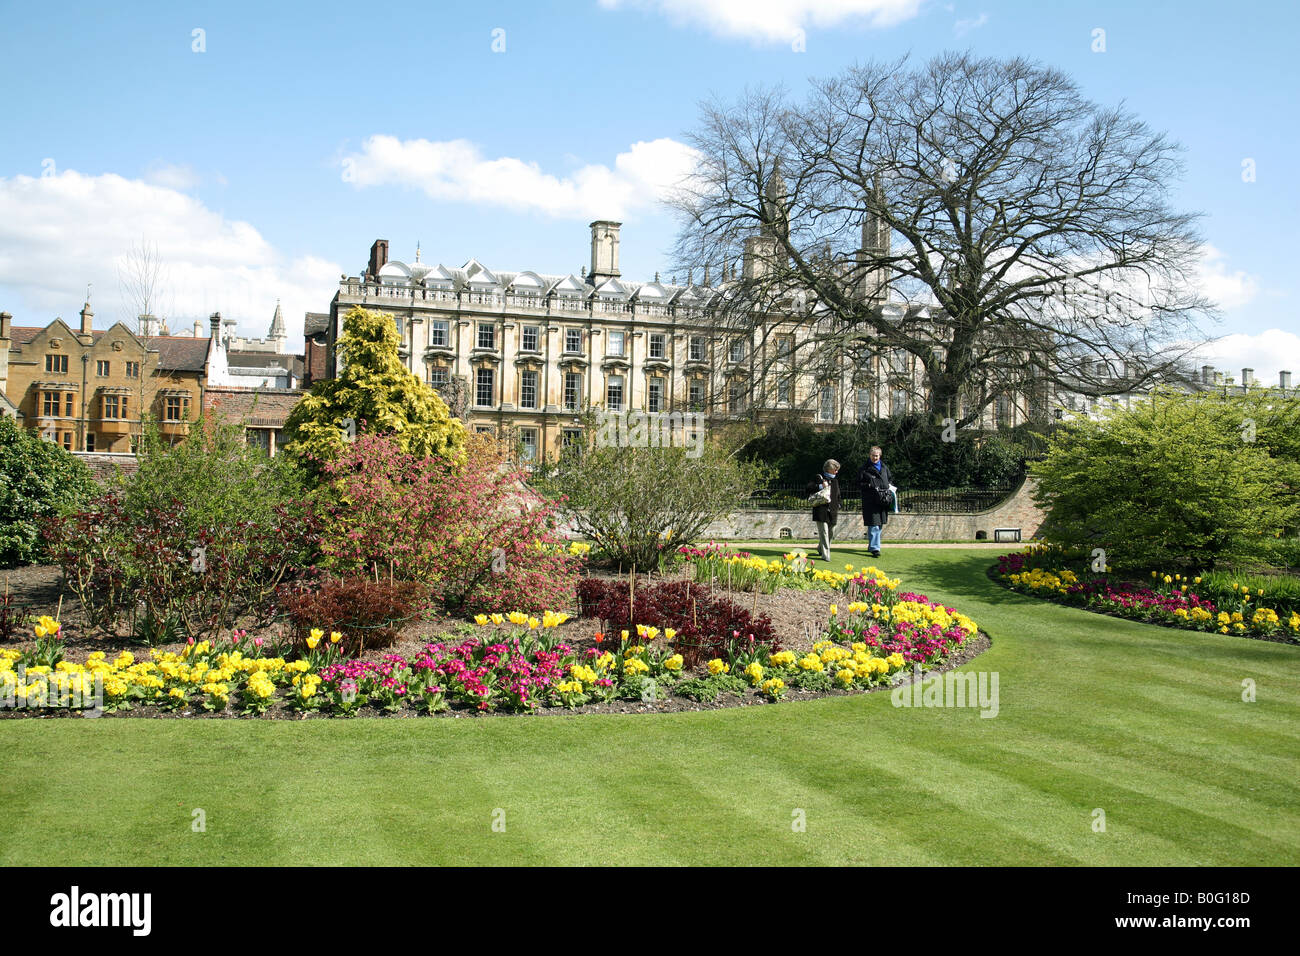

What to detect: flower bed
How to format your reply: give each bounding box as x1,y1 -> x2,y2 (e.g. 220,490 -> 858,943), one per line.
2,560 -> 987,717
995,547 -> 1300,642
679,542 -> 868,592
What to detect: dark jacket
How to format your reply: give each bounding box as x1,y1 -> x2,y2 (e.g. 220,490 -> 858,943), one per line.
805,473 -> 841,526
859,460 -> 894,526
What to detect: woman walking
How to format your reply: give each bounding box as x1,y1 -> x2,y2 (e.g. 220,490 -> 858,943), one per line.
806,459 -> 842,563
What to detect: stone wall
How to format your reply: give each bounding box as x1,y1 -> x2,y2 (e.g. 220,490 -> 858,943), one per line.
695,476 -> 1044,542
72,451 -> 139,480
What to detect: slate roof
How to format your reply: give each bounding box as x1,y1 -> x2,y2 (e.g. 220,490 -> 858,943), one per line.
152,335 -> 210,371
9,326 -> 211,373
203,387 -> 304,428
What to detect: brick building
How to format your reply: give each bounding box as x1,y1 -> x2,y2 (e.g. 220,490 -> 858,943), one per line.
0,302 -> 204,452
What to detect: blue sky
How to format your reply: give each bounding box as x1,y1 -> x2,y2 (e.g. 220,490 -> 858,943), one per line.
1,0 -> 1295,379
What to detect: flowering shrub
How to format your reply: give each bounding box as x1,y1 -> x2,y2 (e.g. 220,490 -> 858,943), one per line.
317,433 -> 582,613
576,579 -> 779,668
996,548 -> 1300,641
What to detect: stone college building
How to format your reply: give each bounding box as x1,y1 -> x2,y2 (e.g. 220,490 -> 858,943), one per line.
322,217 -> 968,463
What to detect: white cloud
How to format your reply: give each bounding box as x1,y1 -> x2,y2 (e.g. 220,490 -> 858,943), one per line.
1187,329 -> 1300,386
143,162 -> 201,192
0,169 -> 340,345
953,12 -> 988,36
341,134 -> 702,220
596,0 -> 922,44
1196,244 -> 1259,310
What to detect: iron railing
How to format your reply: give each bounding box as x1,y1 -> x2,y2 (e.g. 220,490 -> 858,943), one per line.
736,482 -> 1019,514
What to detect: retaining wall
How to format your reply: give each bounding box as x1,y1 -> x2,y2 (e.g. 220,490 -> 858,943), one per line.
695,476 -> 1044,541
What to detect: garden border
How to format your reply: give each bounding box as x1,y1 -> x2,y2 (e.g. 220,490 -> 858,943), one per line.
985,564 -> 1300,647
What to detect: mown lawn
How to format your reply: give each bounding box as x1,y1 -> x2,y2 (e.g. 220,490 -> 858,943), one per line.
2,547 -> 1297,865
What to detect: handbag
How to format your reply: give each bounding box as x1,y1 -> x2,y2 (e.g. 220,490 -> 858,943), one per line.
808,483 -> 831,505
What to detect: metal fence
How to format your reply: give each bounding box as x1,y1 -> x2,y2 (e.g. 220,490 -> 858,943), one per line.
737,482 -> 1019,514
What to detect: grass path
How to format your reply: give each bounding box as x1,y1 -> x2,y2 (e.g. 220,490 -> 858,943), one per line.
2,547 -> 1297,865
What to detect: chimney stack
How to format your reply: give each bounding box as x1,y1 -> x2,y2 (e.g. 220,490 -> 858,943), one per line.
368,239 -> 389,279
589,221 -> 621,283
1201,365 -> 1214,385
0,311 -> 10,340
79,300 -> 94,336
1241,368 -> 1253,387
209,312 -> 222,339
1281,370 -> 1293,390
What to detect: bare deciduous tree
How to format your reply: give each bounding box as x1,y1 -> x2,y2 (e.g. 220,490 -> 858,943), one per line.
667,52 -> 1216,428
117,237 -> 170,443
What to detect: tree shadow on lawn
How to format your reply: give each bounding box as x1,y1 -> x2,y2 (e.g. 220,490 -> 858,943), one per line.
895,553 -> 1035,606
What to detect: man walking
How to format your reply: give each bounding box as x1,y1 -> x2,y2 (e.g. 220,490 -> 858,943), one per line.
859,446 -> 893,559
806,459 -> 842,564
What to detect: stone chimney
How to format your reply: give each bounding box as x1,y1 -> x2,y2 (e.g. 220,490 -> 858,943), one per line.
192,319 -> 202,337
368,239 -> 389,279
1281,370 -> 1292,390
1241,368 -> 1253,387
589,221 -> 621,282
209,312 -> 222,339
79,300 -> 94,336
1201,365 -> 1214,385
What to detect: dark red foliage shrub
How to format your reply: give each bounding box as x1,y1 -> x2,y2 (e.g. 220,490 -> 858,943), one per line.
276,576 -> 430,655
577,578 -> 779,668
